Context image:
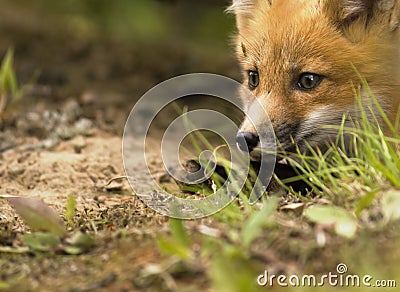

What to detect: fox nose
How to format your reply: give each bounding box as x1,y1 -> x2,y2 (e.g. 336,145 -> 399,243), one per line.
236,132 -> 259,152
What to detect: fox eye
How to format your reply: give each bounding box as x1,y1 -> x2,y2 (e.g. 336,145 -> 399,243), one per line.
248,70 -> 259,90
297,73 -> 323,90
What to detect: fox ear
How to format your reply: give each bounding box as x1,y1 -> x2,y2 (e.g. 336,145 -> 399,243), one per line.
328,0 -> 400,31
227,0 -> 268,31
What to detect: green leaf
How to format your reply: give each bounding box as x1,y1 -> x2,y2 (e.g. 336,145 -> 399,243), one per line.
156,238 -> 191,260
304,205 -> 357,238
8,197 -> 67,237
355,190 -> 379,217
0,246 -> 30,254
0,281 -> 10,290
241,196 -> 279,247
65,231 -> 95,252
210,249 -> 262,292
66,194 -> 77,224
169,218 -> 190,247
0,48 -> 18,96
63,246 -> 85,255
22,232 -> 61,252
381,190 -> 400,222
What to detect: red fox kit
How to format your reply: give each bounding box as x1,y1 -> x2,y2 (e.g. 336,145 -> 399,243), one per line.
229,0 -> 400,156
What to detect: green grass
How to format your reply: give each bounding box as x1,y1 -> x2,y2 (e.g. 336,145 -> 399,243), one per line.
0,49 -> 19,113
276,78 -> 400,205
157,81 -> 400,291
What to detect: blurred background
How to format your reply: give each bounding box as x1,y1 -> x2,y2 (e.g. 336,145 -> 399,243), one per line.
0,0 -> 239,108
0,0 -> 243,136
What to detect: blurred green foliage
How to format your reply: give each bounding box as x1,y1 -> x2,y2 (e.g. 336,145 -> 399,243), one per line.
26,0 -> 235,44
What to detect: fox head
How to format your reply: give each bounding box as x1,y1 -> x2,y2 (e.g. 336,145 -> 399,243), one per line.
229,0 -> 400,157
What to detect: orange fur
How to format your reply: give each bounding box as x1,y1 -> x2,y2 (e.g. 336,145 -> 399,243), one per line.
229,0 -> 400,153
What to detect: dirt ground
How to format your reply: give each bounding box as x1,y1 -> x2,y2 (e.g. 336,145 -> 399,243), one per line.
0,1 -> 241,291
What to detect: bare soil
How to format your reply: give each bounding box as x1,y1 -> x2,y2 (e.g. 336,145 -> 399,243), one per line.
0,1 -> 238,290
